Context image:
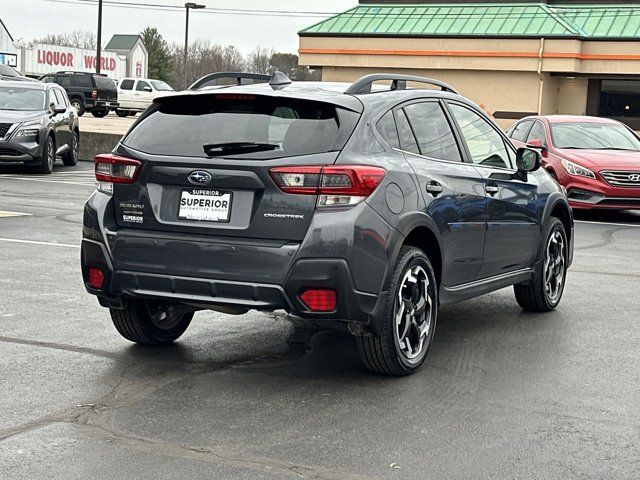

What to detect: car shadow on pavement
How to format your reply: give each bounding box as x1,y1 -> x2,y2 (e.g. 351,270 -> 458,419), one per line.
573,209 -> 640,224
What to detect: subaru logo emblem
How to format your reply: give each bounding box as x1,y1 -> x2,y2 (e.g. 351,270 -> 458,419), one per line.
188,170 -> 212,185
628,173 -> 640,182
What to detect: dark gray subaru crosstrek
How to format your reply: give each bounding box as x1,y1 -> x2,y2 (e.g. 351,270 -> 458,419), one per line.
81,73 -> 574,376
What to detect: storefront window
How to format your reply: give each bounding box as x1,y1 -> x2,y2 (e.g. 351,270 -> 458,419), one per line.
599,80 -> 640,118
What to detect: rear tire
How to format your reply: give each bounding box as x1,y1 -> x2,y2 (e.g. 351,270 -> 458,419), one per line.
356,246 -> 438,376
70,98 -> 85,116
110,300 -> 193,345
115,109 -> 129,118
62,130 -> 78,166
91,109 -> 108,118
514,217 -> 568,312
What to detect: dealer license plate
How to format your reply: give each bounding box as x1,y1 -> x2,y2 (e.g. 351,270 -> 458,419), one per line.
178,189 -> 232,223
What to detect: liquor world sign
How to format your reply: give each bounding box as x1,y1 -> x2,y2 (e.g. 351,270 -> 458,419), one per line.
23,44 -> 126,78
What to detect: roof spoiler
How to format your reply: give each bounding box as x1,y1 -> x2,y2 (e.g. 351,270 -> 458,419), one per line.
345,74 -> 459,95
188,71 -> 271,90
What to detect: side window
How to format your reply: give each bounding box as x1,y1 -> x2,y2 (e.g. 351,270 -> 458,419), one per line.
395,109 -> 419,154
71,75 -> 92,87
56,89 -> 69,106
376,110 -> 400,149
448,103 -> 512,169
509,120 -> 533,142
403,102 -> 461,162
56,75 -> 71,87
41,75 -> 54,83
120,79 -> 134,90
527,121 -> 547,145
136,80 -> 150,91
51,89 -> 65,107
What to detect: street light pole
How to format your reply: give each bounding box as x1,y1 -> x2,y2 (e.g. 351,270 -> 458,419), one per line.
96,0 -> 103,74
183,2 -> 205,90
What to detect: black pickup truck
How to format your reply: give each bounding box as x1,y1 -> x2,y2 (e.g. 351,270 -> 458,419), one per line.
40,71 -> 118,117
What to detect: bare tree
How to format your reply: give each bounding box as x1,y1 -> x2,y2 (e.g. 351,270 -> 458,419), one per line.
170,41 -> 247,89
247,46 -> 273,74
29,30 -> 96,49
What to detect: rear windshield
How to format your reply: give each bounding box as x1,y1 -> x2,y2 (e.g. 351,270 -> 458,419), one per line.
122,95 -> 357,159
94,76 -> 116,90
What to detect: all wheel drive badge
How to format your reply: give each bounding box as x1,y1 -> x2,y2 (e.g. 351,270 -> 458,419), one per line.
188,170 -> 212,185
628,173 -> 640,182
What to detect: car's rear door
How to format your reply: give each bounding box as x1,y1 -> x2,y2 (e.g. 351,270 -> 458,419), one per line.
109,92 -> 360,243
445,101 -> 540,278
396,99 -> 487,286
118,79 -> 135,109
133,80 -> 153,110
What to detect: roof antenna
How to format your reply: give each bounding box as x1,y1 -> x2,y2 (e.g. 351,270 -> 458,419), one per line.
269,71 -> 292,90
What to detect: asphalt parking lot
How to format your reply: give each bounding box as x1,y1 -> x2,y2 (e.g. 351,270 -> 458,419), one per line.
1,162 -> 639,479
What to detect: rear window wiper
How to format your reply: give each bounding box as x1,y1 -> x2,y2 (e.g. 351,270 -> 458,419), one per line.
203,142 -> 279,156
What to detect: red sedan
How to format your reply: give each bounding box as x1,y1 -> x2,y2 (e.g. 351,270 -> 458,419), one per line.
506,115 -> 640,210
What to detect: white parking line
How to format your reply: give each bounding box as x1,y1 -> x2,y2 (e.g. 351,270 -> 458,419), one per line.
0,238 -> 80,248
0,176 -> 94,186
575,220 -> 640,228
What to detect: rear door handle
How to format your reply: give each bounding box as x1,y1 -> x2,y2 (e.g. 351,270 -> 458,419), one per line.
426,181 -> 443,197
485,184 -> 499,196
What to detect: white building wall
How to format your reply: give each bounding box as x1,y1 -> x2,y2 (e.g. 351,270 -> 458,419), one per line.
23,44 -> 126,78
129,42 -> 147,78
0,20 -> 19,67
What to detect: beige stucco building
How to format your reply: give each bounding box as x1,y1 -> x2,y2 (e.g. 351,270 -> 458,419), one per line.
299,1 -> 640,129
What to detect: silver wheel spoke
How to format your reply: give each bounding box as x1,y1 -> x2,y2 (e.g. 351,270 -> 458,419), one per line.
394,265 -> 433,361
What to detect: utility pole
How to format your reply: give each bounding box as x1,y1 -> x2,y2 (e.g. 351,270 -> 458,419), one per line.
96,0 -> 103,74
184,3 -> 205,90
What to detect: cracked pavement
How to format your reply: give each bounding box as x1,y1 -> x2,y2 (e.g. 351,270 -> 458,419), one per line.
1,162 -> 639,479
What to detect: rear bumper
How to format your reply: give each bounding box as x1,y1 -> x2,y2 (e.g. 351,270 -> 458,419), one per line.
81,238 -> 378,323
92,100 -> 119,110
81,192 -> 387,326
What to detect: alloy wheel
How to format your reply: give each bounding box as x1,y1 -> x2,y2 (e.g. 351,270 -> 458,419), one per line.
47,137 -> 55,170
395,265 -> 432,361
544,230 -> 565,303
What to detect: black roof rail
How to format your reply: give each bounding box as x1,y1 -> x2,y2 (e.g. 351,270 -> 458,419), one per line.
188,71 -> 271,90
344,74 -> 459,95
55,71 -> 107,76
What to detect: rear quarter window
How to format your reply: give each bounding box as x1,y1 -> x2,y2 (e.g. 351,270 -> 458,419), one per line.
71,75 -> 92,87
93,76 -> 116,90
122,95 -> 359,159
120,79 -> 134,90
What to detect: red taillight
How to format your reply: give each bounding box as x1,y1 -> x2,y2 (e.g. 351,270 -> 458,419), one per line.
269,165 -> 386,206
92,89 -> 97,99
300,289 -> 336,312
88,268 -> 104,289
95,154 -> 142,194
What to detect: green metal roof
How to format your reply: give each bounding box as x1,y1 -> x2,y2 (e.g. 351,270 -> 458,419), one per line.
105,34 -> 141,51
300,4 -> 640,39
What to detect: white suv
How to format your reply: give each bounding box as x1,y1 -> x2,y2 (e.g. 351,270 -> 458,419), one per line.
115,78 -> 174,117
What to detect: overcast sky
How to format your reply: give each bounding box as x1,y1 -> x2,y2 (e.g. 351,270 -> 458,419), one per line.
3,0 -> 356,53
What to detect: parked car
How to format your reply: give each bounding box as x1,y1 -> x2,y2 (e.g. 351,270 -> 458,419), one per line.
81,72 -> 573,376
506,115 -> 640,210
39,71 -> 118,117
0,80 -> 79,173
115,78 -> 174,117
0,65 -> 38,82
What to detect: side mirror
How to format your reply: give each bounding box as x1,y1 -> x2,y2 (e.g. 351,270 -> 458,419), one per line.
54,106 -> 67,114
527,138 -> 548,158
143,86 -> 152,92
516,147 -> 541,175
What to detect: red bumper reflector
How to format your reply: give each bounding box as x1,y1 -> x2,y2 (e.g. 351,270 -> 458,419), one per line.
300,289 -> 336,312
88,268 -> 104,289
